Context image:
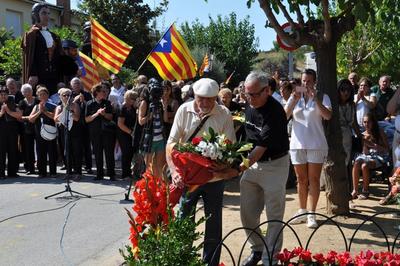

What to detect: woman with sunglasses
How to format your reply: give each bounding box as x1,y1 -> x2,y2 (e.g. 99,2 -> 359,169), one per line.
85,84 -> 115,181
285,69 -> 332,229
54,88 -> 82,178
29,86 -> 57,178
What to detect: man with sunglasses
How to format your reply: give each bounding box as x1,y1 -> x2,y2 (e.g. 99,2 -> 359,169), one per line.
238,71 -> 289,266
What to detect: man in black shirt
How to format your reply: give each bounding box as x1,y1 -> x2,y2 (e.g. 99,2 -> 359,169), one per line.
238,71 -> 289,266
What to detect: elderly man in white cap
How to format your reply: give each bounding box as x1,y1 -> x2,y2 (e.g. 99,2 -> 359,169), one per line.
166,78 -> 236,266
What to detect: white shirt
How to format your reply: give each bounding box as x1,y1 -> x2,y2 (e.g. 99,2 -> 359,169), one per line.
168,101 -> 236,144
109,85 -> 126,109
355,93 -> 376,128
40,28 -> 54,48
289,94 -> 332,150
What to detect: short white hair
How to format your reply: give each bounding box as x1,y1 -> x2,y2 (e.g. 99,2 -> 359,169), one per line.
70,77 -> 81,85
21,83 -> 33,94
245,71 -> 269,88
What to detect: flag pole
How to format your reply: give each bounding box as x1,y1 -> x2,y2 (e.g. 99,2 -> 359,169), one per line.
136,21 -> 176,73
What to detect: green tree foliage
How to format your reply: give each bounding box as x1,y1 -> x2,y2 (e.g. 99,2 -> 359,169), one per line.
78,0 -> 168,77
337,0 -> 400,81
180,13 -> 259,86
191,46 -> 225,83
0,37 -> 22,81
51,26 -> 82,47
0,27 -> 13,48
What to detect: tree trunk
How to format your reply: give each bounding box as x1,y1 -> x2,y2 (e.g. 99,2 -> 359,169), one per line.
314,41 -> 350,215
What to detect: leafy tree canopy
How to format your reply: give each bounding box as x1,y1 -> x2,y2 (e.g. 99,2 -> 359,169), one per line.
336,0 -> 400,82
180,13 -> 259,86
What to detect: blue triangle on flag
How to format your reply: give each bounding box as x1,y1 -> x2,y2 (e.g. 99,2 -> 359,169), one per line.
153,28 -> 172,53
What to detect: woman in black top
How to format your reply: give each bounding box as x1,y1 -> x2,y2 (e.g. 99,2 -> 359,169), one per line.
0,87 -> 22,178
19,84 -> 39,175
161,80 -> 179,137
54,88 -> 82,178
85,84 -> 115,181
29,86 -> 57,178
117,90 -> 138,179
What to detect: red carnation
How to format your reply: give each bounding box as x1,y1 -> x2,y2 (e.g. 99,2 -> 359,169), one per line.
192,136 -> 203,145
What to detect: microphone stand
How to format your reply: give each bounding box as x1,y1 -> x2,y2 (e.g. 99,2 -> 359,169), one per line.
45,94 -> 91,199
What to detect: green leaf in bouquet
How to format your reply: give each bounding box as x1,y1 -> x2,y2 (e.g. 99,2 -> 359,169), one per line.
236,143 -> 253,153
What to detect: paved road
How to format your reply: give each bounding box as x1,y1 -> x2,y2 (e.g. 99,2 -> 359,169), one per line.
0,173 -> 131,266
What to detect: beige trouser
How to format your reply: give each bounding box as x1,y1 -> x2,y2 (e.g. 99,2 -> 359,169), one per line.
240,154 -> 289,266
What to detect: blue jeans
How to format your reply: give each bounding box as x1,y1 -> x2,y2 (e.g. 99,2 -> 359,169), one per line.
180,180 -> 225,266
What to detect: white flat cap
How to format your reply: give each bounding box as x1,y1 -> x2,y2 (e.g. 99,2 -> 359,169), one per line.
193,78 -> 219,97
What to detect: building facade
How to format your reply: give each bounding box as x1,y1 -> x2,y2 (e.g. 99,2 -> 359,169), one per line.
0,0 -> 81,37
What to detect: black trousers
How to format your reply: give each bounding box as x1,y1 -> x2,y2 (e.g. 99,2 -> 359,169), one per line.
36,135 -> 57,176
82,125 -> 92,170
181,180 -> 225,266
0,127 -> 19,177
117,131 -> 133,177
23,133 -> 36,172
91,132 -> 115,177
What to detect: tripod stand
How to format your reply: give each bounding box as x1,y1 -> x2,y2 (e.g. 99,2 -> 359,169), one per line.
45,96 -> 91,199
124,153 -> 145,201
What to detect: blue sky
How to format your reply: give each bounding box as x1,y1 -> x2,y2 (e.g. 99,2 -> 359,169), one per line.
65,0 -> 287,51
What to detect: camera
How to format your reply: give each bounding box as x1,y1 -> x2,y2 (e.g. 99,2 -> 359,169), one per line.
148,78 -> 163,102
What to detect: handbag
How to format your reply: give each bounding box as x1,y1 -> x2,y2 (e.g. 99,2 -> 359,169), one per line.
40,117 -> 57,141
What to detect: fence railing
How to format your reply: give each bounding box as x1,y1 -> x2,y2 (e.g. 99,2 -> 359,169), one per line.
210,210 -> 400,266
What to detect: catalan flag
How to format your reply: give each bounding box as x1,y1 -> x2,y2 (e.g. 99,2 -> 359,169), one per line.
78,51 -> 101,91
91,17 -> 132,74
225,70 -> 236,85
199,53 -> 211,77
148,24 -> 197,81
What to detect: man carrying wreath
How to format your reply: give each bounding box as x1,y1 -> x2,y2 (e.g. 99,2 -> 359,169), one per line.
237,71 -> 290,266
166,78 -> 236,266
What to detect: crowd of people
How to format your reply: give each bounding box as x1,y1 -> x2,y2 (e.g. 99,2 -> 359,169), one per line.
2,68 -> 399,265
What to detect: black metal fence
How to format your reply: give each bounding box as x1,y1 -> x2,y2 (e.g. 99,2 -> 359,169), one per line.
211,210 -> 400,266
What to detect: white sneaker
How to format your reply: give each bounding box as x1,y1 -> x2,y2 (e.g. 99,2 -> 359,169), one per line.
307,214 -> 318,229
289,209 -> 308,224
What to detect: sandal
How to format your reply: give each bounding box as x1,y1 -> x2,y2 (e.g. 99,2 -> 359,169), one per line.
351,190 -> 358,200
379,194 -> 395,205
358,191 -> 370,200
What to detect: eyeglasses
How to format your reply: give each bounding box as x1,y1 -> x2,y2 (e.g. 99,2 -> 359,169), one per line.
245,86 -> 266,98
62,94 -> 70,97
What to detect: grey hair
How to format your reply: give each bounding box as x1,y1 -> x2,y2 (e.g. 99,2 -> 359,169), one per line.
70,77 -> 81,85
244,71 -> 269,88
21,83 -> 33,94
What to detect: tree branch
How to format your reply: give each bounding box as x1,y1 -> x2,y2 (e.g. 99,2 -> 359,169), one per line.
292,2 -> 305,27
321,0 -> 332,43
359,42 -> 382,63
276,1 -> 296,30
258,0 -> 298,48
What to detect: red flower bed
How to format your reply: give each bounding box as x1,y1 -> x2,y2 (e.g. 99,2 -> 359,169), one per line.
276,247 -> 400,266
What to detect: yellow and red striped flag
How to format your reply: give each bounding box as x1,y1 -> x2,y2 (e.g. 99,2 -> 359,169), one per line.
199,53 -> 210,77
148,24 -> 197,81
77,51 -> 101,91
225,70 -> 236,85
91,17 -> 132,74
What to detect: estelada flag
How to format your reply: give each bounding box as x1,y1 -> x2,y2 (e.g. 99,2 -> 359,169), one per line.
199,53 -> 210,77
148,24 -> 197,81
91,17 -> 132,74
77,51 -> 101,91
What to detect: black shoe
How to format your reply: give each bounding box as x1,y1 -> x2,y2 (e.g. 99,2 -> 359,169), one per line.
26,170 -> 36,175
86,169 -> 93,174
60,166 -> 67,170
93,176 -> 103,181
241,251 -> 262,266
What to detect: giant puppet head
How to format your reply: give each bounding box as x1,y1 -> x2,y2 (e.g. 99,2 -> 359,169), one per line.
31,2 -> 50,26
